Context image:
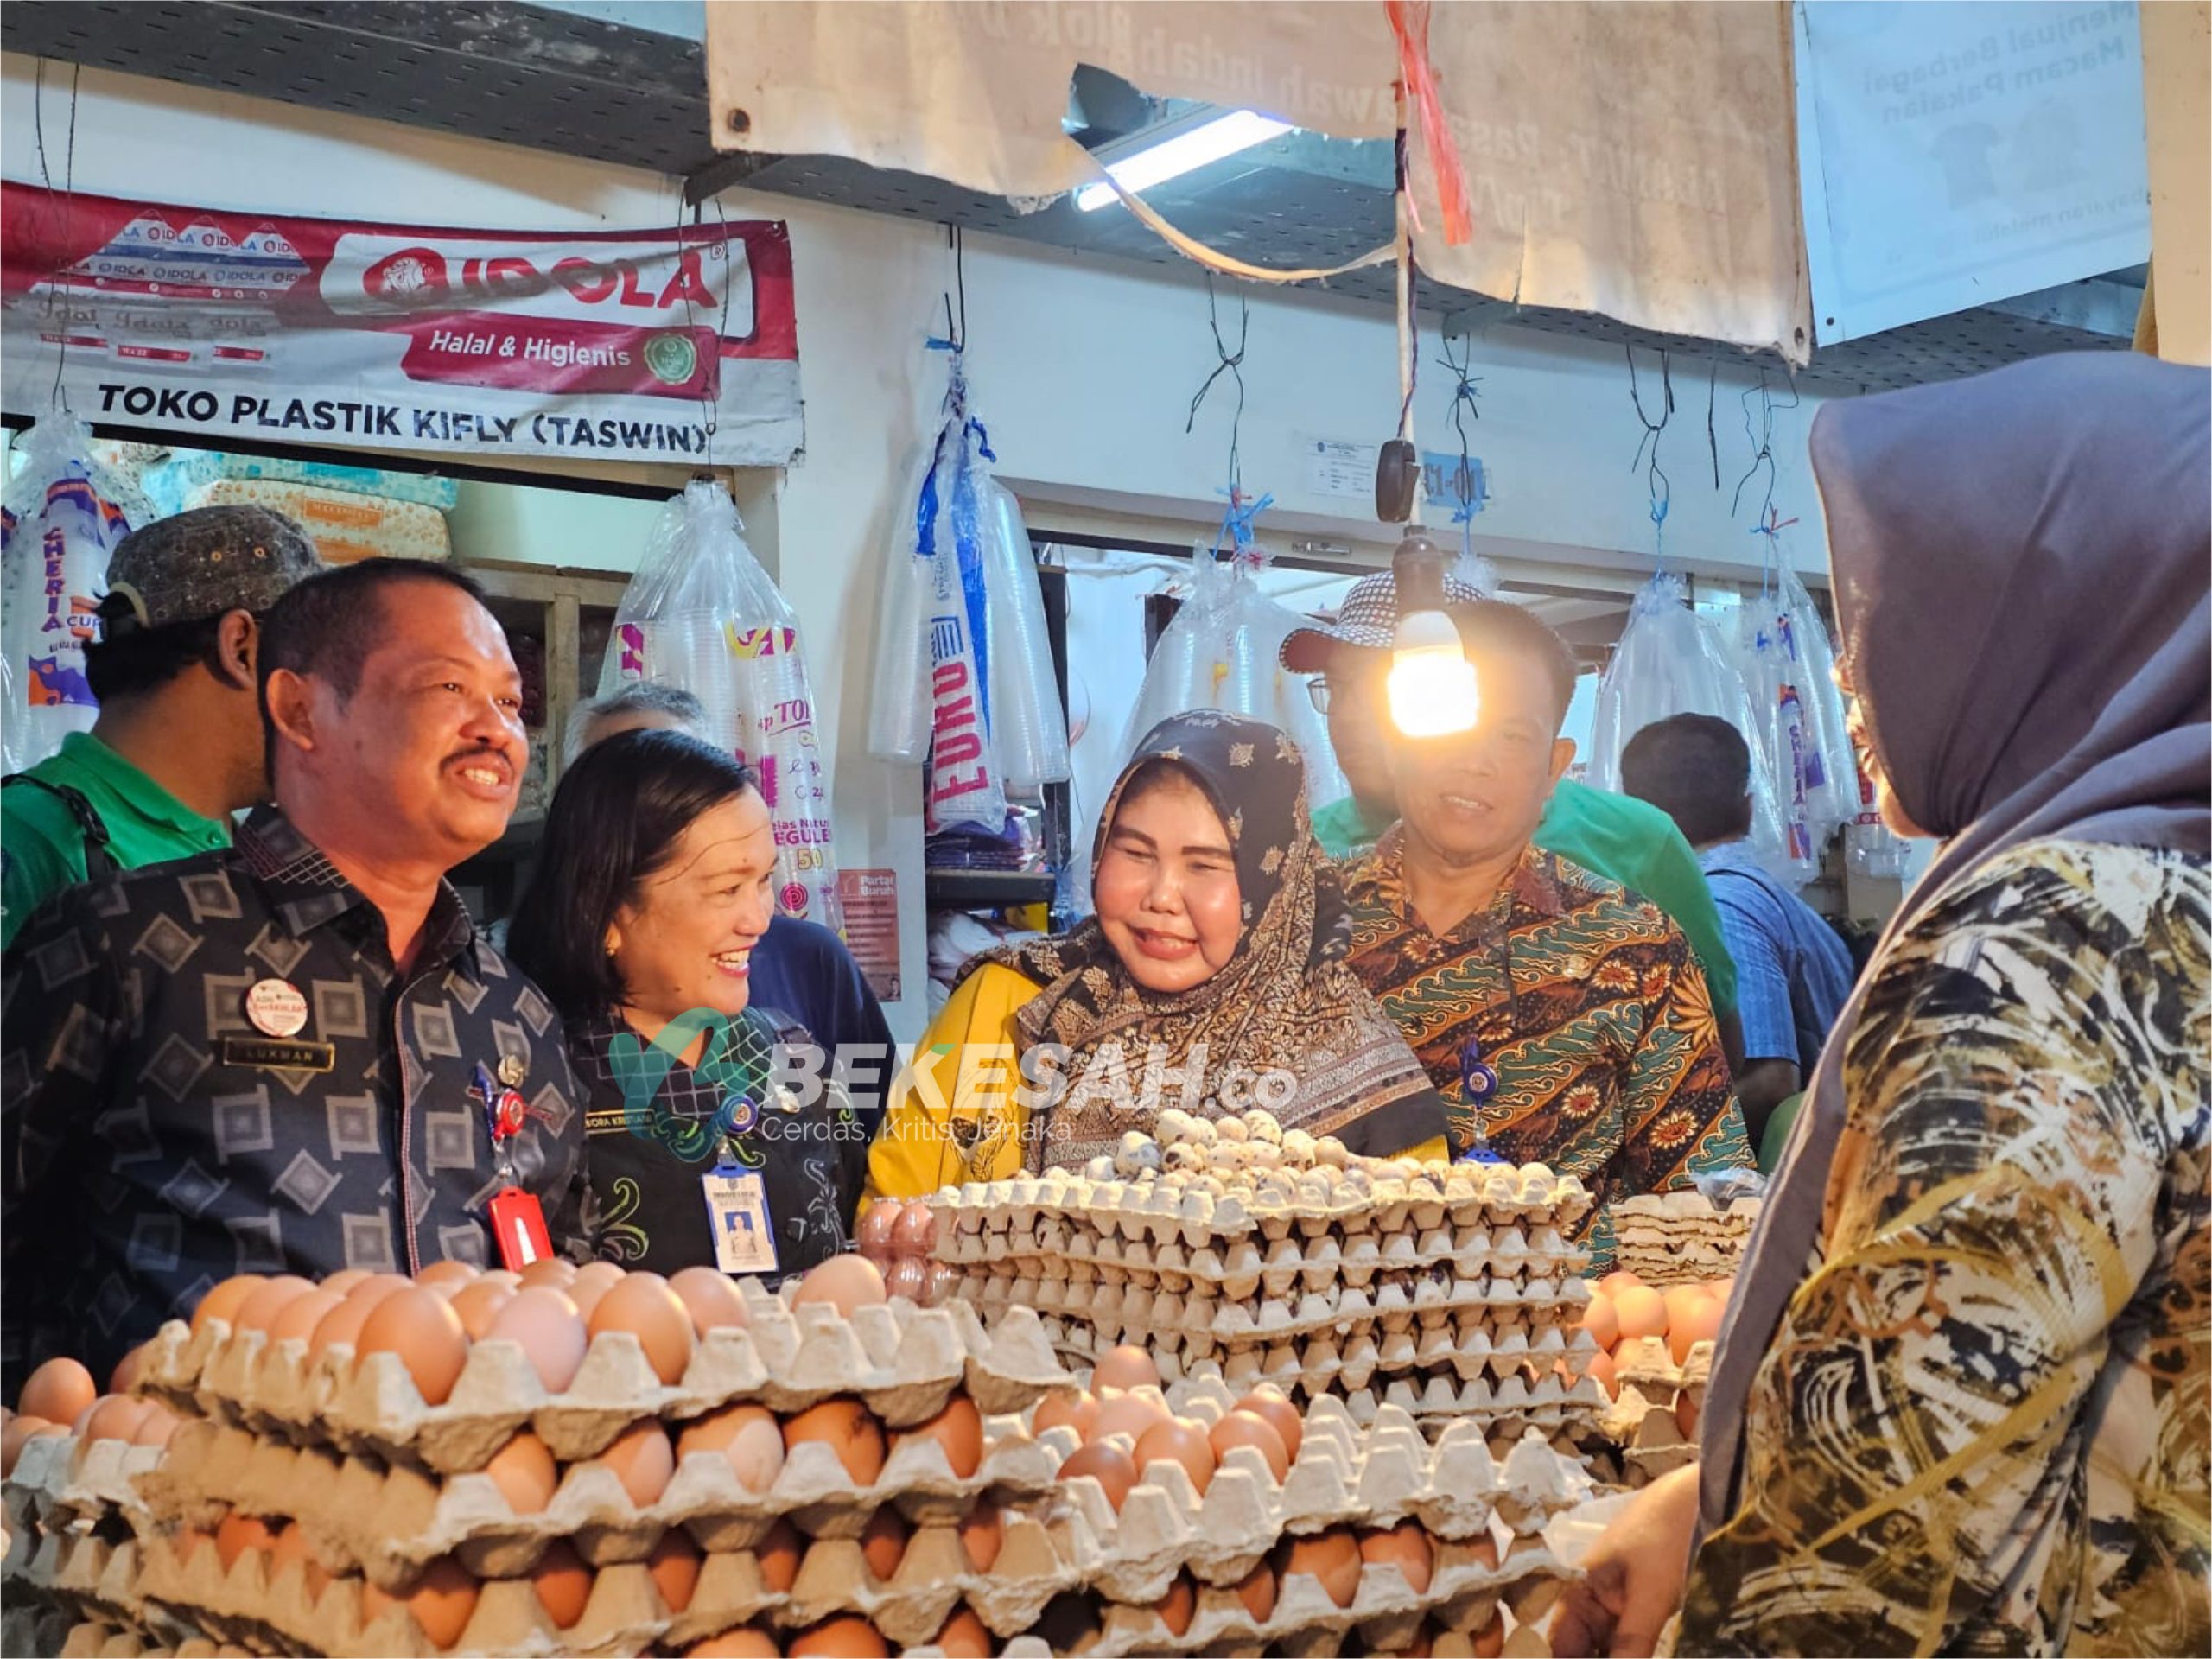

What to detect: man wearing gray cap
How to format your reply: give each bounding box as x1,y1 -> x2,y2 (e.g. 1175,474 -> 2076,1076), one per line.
0,506 -> 321,947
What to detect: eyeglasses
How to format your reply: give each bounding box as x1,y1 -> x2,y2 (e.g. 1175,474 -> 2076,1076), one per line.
1306,678 -> 1332,715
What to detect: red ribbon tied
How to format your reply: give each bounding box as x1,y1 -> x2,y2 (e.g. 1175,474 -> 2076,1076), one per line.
1384,0 -> 1474,246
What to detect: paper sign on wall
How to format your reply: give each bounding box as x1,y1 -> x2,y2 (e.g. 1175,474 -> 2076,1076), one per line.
1301,437 -> 1379,503
836,868 -> 903,1002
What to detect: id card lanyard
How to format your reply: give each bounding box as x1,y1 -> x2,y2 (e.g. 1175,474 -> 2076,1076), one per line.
477,1060 -> 552,1267
699,1024 -> 780,1277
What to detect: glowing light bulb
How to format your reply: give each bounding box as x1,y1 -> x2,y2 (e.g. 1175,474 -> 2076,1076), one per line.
1388,609 -> 1479,737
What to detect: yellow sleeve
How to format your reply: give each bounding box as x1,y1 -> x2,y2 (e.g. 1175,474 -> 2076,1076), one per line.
1402,1135 -> 1450,1165
867,964 -> 1039,1198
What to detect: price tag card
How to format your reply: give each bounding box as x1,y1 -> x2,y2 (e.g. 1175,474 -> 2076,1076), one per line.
702,1166 -> 779,1275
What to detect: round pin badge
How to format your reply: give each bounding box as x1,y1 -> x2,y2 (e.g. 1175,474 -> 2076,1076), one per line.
497,1054 -> 527,1089
244,979 -> 308,1039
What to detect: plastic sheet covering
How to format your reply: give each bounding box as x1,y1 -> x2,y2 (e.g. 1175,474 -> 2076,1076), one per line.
0,413 -> 137,772
1773,561 -> 1859,842
1586,573 -> 1790,874
1732,610 -> 1822,887
865,438 -> 938,765
1120,551 -> 1349,808
600,480 -> 842,931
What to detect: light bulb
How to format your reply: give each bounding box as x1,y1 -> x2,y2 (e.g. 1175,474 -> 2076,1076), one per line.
1388,609 -> 1479,738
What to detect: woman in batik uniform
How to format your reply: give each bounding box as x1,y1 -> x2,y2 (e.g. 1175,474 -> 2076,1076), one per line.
1557,353 -> 2209,1658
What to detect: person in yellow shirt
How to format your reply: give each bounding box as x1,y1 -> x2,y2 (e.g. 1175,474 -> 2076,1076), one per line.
872,711 -> 1451,1196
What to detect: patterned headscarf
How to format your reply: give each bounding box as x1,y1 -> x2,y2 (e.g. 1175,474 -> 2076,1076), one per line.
971,710 -> 1444,1171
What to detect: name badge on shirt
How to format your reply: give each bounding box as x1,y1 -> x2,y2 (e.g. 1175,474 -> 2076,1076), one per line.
489,1187 -> 552,1269
222,1037 -> 336,1073
702,1166 -> 779,1275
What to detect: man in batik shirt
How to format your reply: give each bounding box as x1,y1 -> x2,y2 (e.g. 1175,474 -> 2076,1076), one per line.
1342,601 -> 1751,1265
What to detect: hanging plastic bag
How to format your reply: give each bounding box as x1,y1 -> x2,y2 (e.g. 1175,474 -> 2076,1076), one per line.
1121,550 -> 1349,809
865,435 -> 940,764
1733,609 -> 1821,887
1586,573 -> 1790,872
980,482 -> 1071,798
601,480 -> 842,931
1,413 -> 137,772
1773,559 -> 1859,841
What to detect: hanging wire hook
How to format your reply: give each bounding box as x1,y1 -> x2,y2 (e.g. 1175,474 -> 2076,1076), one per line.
34,61 -> 82,415
1626,345 -> 1674,556
1185,270 -> 1250,501
1729,368 -> 1801,524
1434,330 -> 1484,522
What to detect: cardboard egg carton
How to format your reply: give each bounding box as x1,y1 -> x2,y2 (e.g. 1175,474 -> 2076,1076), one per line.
1336,1370 -> 1609,1439
944,1220 -> 1590,1296
1079,1530 -> 1571,1659
143,1412 -> 1059,1586
931,1161 -> 1594,1252
1608,1335 -> 1715,1395
60,1623 -> 253,1659
1610,1193 -> 1758,1285
141,1295 -> 1067,1473
6,1528 -> 148,1630
1592,1386 -> 1700,1482
5,1432 -> 163,1533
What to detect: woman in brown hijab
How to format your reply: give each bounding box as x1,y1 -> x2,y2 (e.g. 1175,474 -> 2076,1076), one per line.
1558,352 -> 2209,1658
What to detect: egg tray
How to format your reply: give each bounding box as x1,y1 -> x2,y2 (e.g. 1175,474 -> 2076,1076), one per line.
1608,1335 -> 1715,1395
930,1163 -> 1595,1251
1332,1369 -> 1608,1436
980,1268 -> 1590,1351
6,1528 -> 151,1637
59,1623 -> 252,1659
1611,1191 -> 1761,1228
1077,1532 -> 1572,1659
1612,1243 -> 1745,1286
143,1413 -> 1059,1585
139,1295 -> 1068,1473
6,1433 -> 164,1534
941,1219 -> 1591,1296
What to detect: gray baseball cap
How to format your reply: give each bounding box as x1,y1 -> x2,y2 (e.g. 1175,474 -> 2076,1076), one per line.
100,505 -> 323,634
1279,569 -> 1490,673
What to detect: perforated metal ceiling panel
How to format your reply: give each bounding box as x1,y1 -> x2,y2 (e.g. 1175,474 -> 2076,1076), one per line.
3,0 -> 2134,394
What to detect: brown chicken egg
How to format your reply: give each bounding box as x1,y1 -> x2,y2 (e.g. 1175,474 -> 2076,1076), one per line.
1208,1409 -> 1290,1482
267,1522 -> 329,1604
1471,1611 -> 1506,1657
594,1421 -> 677,1506
306,1294 -> 379,1361
1057,1441 -> 1138,1513
858,1509 -> 908,1580
448,1281 -> 515,1341
1359,1520 -> 1435,1594
1134,1418 -> 1216,1495
231,1276 -> 315,1333
687,1630 -> 782,1657
130,1403 -> 180,1448
482,1431 -> 559,1515
931,1608 -> 994,1658
400,1557 -> 480,1650
346,1273 -> 416,1306
567,1261 -> 628,1319
214,1511 -> 280,1571
889,1203 -> 938,1256
188,1275 -> 266,1336
484,1287 -> 589,1392
855,1198 -> 902,1261
2,1416 -> 63,1474
781,1398 -> 887,1487
647,1529 -> 703,1612
107,1344 -> 149,1396
1465,1533 -> 1502,1573
531,1541 -> 593,1629
1154,1573 -> 1197,1637
518,1256 -> 579,1291
677,1402 -> 785,1492
1669,1296 -> 1725,1365
267,1289 -> 345,1347
791,1255 -> 887,1315
76,1394 -> 151,1445
357,1288 -> 470,1406
1031,1389 -> 1098,1442
19,1357 -> 96,1427
320,1268 -> 372,1297
1090,1388 -> 1171,1447
754,1519 -> 803,1592
882,1256 -> 928,1303
1090,1344 -> 1159,1392
788,1617 -> 890,1657
1281,1527 -> 1362,1609
1675,1390 -> 1701,1440
1232,1560 -> 1278,1623
416,1260 -> 480,1292
957,1502 -> 1003,1573
669,1266 -> 750,1334
587,1272 -> 697,1385
898,1392 -> 982,1478
1232,1386 -> 1303,1463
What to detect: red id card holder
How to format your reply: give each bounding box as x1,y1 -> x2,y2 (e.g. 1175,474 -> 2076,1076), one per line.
489,1187 -> 553,1268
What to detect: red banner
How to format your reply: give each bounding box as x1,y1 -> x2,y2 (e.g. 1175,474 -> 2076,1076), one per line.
0,185 -> 804,466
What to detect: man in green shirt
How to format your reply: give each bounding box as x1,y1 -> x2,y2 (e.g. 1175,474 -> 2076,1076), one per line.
2,505 -> 321,946
1282,572 -> 1744,1065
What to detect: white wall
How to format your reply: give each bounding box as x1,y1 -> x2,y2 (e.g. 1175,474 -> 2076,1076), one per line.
0,56 -> 1837,1035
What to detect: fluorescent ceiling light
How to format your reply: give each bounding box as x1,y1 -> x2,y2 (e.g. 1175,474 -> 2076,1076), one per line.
1076,110 -> 1294,212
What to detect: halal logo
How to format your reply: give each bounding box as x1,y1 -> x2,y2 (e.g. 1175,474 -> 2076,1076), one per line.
643,330 -> 698,386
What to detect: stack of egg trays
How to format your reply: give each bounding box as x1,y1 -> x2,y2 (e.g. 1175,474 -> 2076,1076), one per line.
1610,1192 -> 1760,1286
55,1622 -> 257,1658
2,1429 -> 188,1654
1047,1378 -> 1593,1657
125,1290 -> 1082,1656
1588,1335 -> 1713,1484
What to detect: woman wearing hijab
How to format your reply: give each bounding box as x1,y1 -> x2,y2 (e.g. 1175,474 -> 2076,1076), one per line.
871,711 -> 1451,1194
1555,353 -> 2209,1659
507,729 -> 865,1280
